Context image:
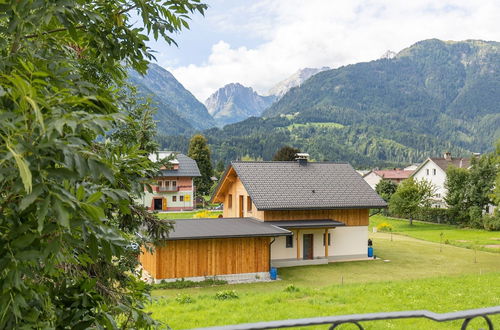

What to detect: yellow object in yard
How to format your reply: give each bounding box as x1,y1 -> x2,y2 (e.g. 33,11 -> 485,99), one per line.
162,198 -> 167,210
184,195 -> 191,202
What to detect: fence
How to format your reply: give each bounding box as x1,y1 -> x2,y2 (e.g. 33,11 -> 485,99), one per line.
193,306 -> 499,330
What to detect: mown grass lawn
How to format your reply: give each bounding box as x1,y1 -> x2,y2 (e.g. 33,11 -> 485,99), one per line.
156,210 -> 222,220
147,234 -> 500,329
370,214 -> 500,253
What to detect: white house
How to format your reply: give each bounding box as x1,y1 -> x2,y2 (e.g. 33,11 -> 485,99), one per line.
411,152 -> 470,207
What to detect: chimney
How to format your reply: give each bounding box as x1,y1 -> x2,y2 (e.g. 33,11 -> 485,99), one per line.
295,153 -> 310,166
444,152 -> 452,161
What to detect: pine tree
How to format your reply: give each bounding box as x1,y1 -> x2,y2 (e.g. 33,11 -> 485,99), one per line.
188,134 -> 213,196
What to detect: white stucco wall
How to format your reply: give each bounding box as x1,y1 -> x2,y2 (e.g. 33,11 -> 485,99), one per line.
412,160 -> 447,206
271,227 -> 368,261
363,172 -> 381,190
140,190 -> 194,209
330,226 -> 368,257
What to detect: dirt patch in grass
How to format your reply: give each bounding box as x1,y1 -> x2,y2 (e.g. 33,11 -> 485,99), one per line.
491,238 -> 500,241
455,240 -> 470,243
482,244 -> 500,249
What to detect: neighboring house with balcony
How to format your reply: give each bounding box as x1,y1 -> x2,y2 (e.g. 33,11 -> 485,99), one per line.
363,169 -> 414,190
139,154 -> 387,283
410,152 -> 471,208
141,151 -> 201,211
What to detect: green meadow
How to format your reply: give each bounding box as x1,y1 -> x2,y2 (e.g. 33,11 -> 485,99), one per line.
147,223 -> 500,329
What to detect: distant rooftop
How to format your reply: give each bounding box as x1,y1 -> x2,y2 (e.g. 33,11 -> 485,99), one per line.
371,169 -> 414,180
149,151 -> 201,177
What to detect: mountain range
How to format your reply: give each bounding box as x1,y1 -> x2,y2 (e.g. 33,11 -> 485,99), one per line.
267,67 -> 330,100
156,39 -> 500,168
127,63 -> 216,135
205,83 -> 276,126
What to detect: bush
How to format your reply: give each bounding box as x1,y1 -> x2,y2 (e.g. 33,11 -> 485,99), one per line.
284,284 -> 300,293
175,294 -> 193,304
414,207 -> 454,224
376,222 -> 393,232
215,290 -> 239,300
482,214 -> 500,231
154,278 -> 227,289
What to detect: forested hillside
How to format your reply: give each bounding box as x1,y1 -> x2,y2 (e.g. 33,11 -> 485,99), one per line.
128,63 -> 216,135
158,39 -> 500,168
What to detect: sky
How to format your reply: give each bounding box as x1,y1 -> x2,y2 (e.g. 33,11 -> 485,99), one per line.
145,0 -> 500,102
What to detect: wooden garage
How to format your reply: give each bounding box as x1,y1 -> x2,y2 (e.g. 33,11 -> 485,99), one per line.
140,218 -> 290,280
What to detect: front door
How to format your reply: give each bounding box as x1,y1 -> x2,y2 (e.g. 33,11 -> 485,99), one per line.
239,195 -> 244,217
303,234 -> 314,260
153,198 -> 163,210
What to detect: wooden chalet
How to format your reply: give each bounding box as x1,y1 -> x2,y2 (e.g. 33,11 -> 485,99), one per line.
140,154 -> 387,282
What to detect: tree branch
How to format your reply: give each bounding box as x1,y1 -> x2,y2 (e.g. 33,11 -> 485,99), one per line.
23,5 -> 138,39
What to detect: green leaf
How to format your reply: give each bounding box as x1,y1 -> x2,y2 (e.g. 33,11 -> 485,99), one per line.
86,191 -> 102,204
19,185 -> 43,211
25,96 -> 45,133
38,198 -> 50,233
54,199 -> 70,228
76,185 -> 85,201
6,144 -> 32,193
81,203 -> 105,221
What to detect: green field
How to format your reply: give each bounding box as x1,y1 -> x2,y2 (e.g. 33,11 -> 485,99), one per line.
156,210 -> 222,220
147,230 -> 500,329
370,215 -> 500,253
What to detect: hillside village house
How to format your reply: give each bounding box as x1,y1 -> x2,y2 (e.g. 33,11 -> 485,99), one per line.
363,169 -> 414,190
140,154 -> 387,282
141,151 -> 200,211
411,152 -> 471,208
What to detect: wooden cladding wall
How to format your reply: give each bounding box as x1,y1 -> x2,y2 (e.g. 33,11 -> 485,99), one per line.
141,237 -> 270,279
139,246 -> 158,278
262,209 -> 369,226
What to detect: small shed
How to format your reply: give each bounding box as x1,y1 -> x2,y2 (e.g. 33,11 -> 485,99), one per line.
140,218 -> 290,281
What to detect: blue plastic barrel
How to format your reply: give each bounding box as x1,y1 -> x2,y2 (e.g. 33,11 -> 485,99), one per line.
270,267 -> 277,280
368,246 -> 374,258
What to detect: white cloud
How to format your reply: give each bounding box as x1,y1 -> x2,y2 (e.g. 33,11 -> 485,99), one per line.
167,0 -> 500,101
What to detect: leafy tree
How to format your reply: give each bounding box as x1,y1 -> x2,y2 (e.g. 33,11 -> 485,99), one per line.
467,153 -> 497,214
375,179 -> 398,202
0,0 -> 206,328
445,166 -> 471,224
273,146 -> 301,161
188,134 -> 213,195
389,178 -> 435,225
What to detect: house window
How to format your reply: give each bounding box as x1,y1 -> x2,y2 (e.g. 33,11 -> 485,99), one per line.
172,181 -> 177,188
247,196 -> 252,212
157,180 -> 163,186
164,180 -> 170,188
180,195 -> 184,202
172,196 -> 177,202
286,235 -> 293,248
228,194 -> 233,208
323,233 -> 331,246
433,169 -> 436,175
426,169 -> 429,175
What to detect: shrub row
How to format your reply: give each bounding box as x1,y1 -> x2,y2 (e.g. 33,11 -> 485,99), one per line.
154,278 -> 227,289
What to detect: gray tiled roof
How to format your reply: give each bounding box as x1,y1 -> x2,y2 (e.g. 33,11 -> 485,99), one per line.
430,157 -> 471,171
232,161 -> 387,210
160,153 -> 201,177
166,217 -> 291,240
